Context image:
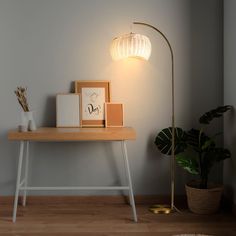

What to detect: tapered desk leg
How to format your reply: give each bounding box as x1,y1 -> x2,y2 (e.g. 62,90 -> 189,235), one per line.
122,141 -> 137,222
121,143 -> 132,206
23,141 -> 29,206
13,141 -> 24,223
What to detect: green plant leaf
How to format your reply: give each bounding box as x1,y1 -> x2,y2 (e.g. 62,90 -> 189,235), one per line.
199,148 -> 231,180
199,105 -> 233,124
186,129 -> 211,152
202,139 -> 215,150
206,148 -> 231,162
176,153 -> 199,175
155,127 -> 187,155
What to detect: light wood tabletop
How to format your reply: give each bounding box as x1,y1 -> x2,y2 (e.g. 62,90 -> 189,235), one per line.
8,127 -> 136,141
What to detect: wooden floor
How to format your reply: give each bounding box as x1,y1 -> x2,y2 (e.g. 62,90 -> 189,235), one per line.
0,198 -> 235,236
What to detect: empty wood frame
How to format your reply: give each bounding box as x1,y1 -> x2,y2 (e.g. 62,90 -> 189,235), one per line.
56,93 -> 81,127
105,103 -> 124,127
75,81 -> 111,127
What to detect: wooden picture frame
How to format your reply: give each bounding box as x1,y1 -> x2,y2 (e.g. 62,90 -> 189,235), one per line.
56,93 -> 81,127
105,103 -> 124,127
75,80 -> 111,127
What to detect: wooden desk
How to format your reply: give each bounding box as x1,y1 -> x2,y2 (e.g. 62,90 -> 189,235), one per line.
8,127 -> 137,223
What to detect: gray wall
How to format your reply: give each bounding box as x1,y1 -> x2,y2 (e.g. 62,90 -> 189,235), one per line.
0,0 -> 223,196
224,0 -> 236,204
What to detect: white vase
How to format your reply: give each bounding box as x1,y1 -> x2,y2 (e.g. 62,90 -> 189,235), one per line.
21,111 -> 37,131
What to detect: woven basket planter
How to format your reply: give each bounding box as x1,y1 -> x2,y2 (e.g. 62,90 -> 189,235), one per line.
185,181 -> 223,214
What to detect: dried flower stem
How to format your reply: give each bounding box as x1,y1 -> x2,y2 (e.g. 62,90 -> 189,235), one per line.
14,87 -> 30,112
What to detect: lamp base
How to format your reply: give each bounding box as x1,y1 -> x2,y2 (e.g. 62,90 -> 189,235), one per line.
149,204 -> 181,214
149,204 -> 172,214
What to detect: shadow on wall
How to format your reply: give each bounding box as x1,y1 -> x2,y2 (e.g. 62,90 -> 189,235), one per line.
41,81 -> 75,127
0,132 -> 19,195
189,0 -> 223,127
41,96 -> 56,127
224,108 -> 236,202
28,141 -> 123,195
189,0 -> 223,184
70,81 -> 74,93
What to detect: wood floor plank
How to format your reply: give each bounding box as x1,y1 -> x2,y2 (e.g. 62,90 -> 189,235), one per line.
0,200 -> 235,236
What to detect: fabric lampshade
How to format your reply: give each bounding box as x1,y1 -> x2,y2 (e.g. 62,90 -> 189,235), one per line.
110,33 -> 151,61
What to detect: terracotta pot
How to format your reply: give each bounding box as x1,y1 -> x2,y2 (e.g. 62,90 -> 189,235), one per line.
185,181 -> 223,214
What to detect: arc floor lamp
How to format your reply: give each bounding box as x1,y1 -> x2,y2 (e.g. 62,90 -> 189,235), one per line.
110,22 -> 177,213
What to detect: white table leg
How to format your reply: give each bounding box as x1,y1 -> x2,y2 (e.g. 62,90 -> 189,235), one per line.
13,141 -> 25,223
122,141 -> 137,222
121,142 -> 132,206
23,141 -> 29,206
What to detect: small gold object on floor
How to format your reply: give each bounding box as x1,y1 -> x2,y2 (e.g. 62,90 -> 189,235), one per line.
149,204 -> 172,214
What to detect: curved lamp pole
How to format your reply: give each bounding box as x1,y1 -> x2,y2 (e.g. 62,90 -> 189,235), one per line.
110,21 -> 178,213
133,22 -> 176,212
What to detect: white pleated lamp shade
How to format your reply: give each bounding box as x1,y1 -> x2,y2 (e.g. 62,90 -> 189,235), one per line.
110,33 -> 151,61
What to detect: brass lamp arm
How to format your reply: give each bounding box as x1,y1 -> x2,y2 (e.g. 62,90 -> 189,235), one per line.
133,22 -> 176,211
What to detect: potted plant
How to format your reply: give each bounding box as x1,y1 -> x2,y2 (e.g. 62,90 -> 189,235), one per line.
155,105 -> 232,214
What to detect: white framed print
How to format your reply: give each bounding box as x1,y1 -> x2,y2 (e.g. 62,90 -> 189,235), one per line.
56,93 -> 81,127
75,81 -> 111,127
